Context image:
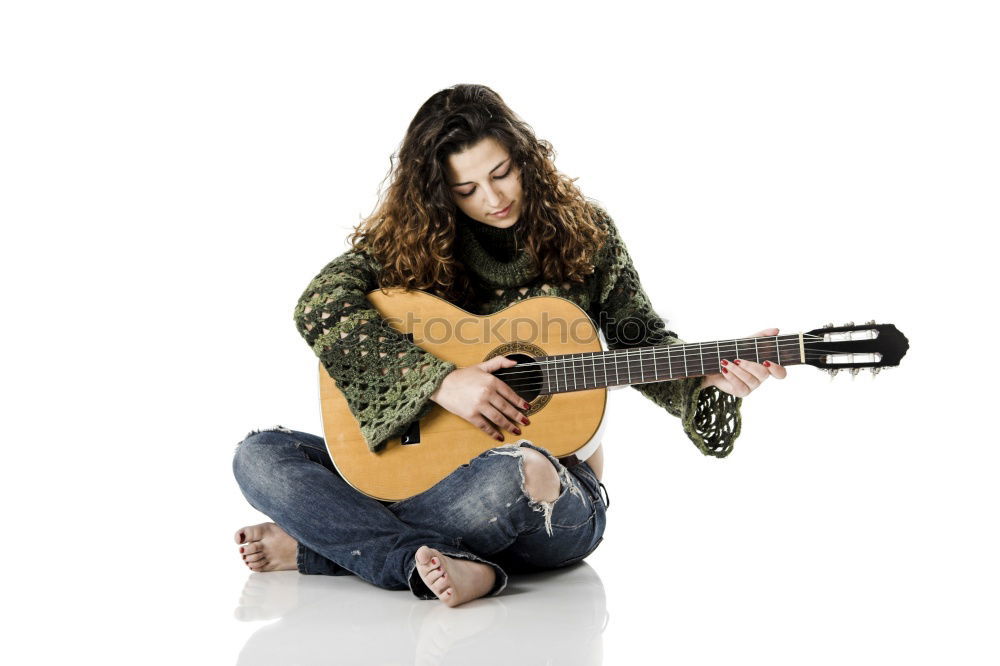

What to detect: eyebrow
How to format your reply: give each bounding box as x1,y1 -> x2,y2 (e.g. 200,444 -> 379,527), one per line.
451,159 -> 509,187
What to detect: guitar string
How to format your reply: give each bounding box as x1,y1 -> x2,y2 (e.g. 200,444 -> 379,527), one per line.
491,349 -> 880,393
481,351 -> 879,388
497,354 -> 883,394
475,341 -> 867,381
460,335 -> 822,376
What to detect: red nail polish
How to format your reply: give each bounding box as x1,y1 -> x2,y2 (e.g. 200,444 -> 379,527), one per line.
721,360 -> 728,366
764,361 -> 771,367
523,402 -> 531,409
521,417 -> 530,425
513,428 -> 521,435
722,367 -> 729,374
734,359 -> 741,365
240,547 -> 244,553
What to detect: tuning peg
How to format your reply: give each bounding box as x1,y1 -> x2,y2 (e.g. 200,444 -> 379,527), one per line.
850,367 -> 860,378
826,368 -> 840,379
865,320 -> 876,326
870,367 -> 881,377
843,321 -> 855,327
824,322 -> 834,329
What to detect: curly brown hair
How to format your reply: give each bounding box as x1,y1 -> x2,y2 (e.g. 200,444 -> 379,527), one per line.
349,83 -> 609,303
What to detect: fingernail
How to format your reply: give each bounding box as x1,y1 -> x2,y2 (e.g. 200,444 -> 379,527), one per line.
722,367 -> 729,374
521,417 -> 529,425
734,359 -> 741,365
764,361 -> 771,367
523,402 -> 531,409
496,435 -> 504,442
513,428 -> 521,435
721,360 -> 728,366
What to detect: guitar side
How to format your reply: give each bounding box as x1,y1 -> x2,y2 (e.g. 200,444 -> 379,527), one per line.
318,289 -> 607,502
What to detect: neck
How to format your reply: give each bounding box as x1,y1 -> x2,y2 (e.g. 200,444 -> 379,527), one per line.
538,334 -> 805,394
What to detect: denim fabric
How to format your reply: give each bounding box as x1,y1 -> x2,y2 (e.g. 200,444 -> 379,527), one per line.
232,427 -> 608,600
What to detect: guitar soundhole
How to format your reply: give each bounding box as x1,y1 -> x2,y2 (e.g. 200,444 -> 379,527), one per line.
493,353 -> 544,404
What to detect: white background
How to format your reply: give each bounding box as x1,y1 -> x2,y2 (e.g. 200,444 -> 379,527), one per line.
3,1 -> 997,663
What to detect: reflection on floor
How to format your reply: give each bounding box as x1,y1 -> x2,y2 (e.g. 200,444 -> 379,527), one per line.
235,562 -> 607,665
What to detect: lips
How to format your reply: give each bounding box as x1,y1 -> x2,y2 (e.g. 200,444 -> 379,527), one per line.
491,203 -> 512,216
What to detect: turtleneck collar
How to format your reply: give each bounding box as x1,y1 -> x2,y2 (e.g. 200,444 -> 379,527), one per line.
455,212 -> 539,287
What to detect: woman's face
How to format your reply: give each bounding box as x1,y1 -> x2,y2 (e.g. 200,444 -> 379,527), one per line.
445,136 -> 523,229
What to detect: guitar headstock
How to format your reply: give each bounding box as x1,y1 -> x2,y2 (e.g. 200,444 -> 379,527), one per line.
803,321 -> 909,378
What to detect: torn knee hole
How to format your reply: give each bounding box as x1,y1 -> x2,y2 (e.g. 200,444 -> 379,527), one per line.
521,449 -> 561,503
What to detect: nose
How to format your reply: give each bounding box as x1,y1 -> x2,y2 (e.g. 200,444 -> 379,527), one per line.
482,183 -> 501,208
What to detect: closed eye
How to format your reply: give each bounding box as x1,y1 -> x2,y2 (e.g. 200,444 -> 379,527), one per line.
457,169 -> 511,198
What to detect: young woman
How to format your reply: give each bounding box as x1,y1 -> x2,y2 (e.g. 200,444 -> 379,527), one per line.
232,84 -> 786,608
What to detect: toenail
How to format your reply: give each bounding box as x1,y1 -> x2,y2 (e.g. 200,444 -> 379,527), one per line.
431,558 -> 438,565
240,547 -> 244,553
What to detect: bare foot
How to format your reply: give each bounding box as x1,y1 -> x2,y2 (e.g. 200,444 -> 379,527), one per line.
234,522 -> 298,572
414,545 -> 496,608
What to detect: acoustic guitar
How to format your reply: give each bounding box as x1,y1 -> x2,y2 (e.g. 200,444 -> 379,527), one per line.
318,289 -> 909,501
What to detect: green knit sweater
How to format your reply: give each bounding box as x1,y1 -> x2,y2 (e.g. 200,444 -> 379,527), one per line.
293,206 -> 742,457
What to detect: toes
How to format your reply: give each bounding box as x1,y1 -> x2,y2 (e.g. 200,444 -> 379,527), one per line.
423,566 -> 444,585
247,558 -> 268,571
415,545 -> 439,568
241,542 -> 263,555
244,552 -> 265,564
234,528 -> 246,545
241,523 -> 269,544
431,574 -> 450,595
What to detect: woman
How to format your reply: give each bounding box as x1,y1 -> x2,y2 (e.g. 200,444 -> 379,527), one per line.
232,84 -> 786,608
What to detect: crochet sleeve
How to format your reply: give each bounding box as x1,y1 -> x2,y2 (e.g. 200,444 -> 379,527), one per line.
589,209 -> 742,457
293,249 -> 456,453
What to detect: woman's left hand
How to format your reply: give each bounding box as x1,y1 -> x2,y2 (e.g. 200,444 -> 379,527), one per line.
699,327 -> 788,397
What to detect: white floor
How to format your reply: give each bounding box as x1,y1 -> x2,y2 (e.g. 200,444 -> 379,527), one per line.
232,564 -> 606,665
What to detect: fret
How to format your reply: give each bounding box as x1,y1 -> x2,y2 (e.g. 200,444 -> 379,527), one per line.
541,332 -> 813,395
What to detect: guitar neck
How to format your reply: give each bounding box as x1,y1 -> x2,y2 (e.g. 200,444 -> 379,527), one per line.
539,334 -> 806,395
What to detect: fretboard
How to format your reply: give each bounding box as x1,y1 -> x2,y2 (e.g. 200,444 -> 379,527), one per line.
538,334 -> 804,395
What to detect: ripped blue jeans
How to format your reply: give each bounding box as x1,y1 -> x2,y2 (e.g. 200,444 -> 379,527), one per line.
232,426 -> 608,599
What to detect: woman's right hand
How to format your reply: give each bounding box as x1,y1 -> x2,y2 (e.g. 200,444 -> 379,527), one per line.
429,356 -> 531,442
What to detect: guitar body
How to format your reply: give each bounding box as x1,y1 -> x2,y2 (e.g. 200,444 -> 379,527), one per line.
319,289 -> 607,502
